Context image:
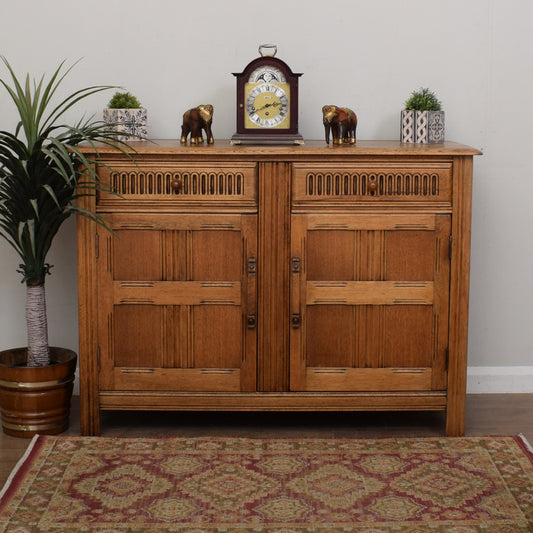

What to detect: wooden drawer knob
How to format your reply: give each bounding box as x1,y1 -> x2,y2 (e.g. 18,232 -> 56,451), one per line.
368,180 -> 377,193
171,178 -> 182,192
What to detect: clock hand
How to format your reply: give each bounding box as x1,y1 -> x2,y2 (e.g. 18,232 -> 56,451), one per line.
254,103 -> 270,112
254,101 -> 281,113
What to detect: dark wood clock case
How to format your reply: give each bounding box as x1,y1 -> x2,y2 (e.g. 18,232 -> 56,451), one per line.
231,55 -> 303,144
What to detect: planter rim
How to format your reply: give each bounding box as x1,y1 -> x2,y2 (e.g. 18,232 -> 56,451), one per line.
0,347 -> 77,373
104,107 -> 146,111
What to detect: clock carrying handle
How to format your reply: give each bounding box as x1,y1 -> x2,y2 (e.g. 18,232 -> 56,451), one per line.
259,44 -> 277,57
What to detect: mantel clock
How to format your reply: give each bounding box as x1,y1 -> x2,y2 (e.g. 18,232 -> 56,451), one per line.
231,44 -> 303,144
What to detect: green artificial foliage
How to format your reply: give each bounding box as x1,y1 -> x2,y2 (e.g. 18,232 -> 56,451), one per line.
107,91 -> 141,109
404,87 -> 442,111
0,58 -> 132,366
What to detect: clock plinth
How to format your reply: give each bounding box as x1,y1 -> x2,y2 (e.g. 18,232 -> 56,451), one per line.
230,132 -> 304,145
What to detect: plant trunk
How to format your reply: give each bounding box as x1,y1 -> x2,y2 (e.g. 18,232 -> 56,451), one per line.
26,282 -> 50,367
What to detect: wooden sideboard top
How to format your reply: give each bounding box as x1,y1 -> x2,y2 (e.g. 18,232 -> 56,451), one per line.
79,139 -> 482,157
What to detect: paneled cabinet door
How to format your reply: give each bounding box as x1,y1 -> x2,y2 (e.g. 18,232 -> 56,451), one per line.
290,213 -> 451,392
96,213 -> 257,393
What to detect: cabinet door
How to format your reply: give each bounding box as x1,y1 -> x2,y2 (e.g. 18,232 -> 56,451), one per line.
290,213 -> 450,392
96,213 -> 257,392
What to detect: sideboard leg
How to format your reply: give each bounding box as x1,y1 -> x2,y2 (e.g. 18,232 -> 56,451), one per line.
446,400 -> 465,436
80,386 -> 100,436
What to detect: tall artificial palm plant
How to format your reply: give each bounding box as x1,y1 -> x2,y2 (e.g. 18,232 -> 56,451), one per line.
0,58 -> 130,367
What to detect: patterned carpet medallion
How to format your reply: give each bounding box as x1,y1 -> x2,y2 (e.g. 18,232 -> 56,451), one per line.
0,435 -> 532,532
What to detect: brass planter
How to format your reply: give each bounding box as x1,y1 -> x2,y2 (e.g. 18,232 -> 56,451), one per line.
0,347 -> 76,438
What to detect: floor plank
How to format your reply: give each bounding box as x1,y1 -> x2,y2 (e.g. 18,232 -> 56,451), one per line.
1,394 -> 532,487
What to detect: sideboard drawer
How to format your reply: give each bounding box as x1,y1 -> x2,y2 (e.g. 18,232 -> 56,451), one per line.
97,162 -> 258,210
292,162 -> 452,207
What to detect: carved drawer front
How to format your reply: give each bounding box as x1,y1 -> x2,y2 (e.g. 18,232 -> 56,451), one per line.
97,162 -> 257,209
292,162 -> 452,206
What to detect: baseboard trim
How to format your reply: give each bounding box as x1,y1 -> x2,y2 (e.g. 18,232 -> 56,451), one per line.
73,367 -> 533,397
467,366 -> 533,393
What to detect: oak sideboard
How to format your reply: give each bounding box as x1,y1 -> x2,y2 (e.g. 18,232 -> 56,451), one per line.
77,140 -> 481,436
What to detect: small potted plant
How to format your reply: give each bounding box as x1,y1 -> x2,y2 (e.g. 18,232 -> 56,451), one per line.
401,87 -> 445,143
0,58 -> 131,437
103,91 -> 147,141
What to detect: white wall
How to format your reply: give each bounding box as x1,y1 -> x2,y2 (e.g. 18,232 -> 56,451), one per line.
0,1 -> 532,388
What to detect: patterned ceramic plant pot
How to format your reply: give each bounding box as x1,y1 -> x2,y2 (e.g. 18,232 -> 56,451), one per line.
401,110 -> 445,143
103,107 -> 148,141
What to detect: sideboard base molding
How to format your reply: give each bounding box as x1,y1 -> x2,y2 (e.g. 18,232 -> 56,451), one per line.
99,391 -> 448,412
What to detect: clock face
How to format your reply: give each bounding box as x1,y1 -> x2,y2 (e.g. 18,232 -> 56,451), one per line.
244,82 -> 290,129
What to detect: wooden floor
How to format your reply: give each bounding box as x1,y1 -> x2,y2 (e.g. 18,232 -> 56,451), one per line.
1,394 -> 532,487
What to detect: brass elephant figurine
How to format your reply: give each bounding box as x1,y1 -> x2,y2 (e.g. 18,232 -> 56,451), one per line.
322,105 -> 357,145
180,104 -> 214,145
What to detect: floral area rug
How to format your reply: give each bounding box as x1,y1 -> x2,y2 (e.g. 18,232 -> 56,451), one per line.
0,435 -> 532,532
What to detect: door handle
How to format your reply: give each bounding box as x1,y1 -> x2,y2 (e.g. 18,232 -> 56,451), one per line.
291,313 -> 301,329
247,314 -> 256,329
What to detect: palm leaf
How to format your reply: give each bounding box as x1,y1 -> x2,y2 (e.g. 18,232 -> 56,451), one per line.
0,57 -> 139,366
